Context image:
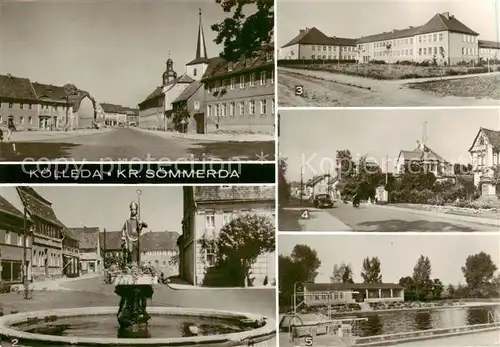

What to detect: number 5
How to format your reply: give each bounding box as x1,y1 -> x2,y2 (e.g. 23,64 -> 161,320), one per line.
295,85 -> 304,96
301,210 -> 309,219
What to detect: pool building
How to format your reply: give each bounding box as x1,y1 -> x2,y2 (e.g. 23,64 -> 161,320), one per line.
303,283 -> 405,306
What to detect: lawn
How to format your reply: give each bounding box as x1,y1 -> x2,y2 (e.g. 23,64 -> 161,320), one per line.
280,62 -> 499,81
406,75 -> 500,99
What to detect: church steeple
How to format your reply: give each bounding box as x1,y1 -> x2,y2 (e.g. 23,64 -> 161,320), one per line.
163,53 -> 177,86
185,8 -> 210,80
195,8 -> 208,62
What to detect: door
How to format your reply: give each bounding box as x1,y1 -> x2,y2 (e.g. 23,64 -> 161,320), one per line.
194,113 -> 205,134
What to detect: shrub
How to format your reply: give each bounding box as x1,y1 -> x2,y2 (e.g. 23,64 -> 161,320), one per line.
0,283 -> 11,294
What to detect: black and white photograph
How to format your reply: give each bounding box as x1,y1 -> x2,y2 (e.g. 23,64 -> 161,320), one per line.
279,108 -> 500,232
277,0 -> 499,107
0,1 -> 275,161
278,234 -> 500,347
0,185 -> 276,346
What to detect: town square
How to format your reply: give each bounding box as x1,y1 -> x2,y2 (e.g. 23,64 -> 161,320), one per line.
277,1 -> 500,107
279,108 -> 500,232
0,1 -> 275,161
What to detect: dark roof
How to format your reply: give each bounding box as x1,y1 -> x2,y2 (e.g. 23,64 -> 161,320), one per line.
282,27 -> 334,48
357,13 -> 478,44
201,52 -> 273,81
139,74 -> 195,106
399,144 -> 448,163
100,103 -> 137,114
305,174 -> 337,187
70,227 -> 100,250
186,14 -> 209,66
330,37 -> 357,47
0,74 -> 38,101
470,128 -> 500,152
62,227 -> 79,242
479,40 -> 500,49
0,194 -> 25,219
32,82 -> 68,102
99,230 -> 179,251
306,283 -> 404,291
172,81 -> 202,104
16,187 -> 65,228
195,186 -> 275,202
186,57 -> 211,66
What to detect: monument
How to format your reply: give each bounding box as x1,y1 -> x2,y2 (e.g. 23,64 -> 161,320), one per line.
114,201 -> 154,336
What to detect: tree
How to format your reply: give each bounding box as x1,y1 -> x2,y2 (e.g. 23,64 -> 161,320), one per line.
412,255 -> 433,300
278,244 -> 321,311
431,278 -> 444,300
211,0 -> 274,61
63,83 -> 78,131
361,257 -> 382,283
330,263 -> 353,283
198,214 -> 274,287
171,103 -> 190,133
279,157 -> 290,205
462,252 -> 498,297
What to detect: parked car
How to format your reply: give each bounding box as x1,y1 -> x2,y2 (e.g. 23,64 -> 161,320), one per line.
313,194 -> 334,208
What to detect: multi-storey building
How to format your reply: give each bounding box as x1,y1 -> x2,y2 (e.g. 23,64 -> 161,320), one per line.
101,103 -> 138,127
179,186 -> 276,286
0,195 -> 33,284
395,141 -> 454,178
280,27 -> 357,60
70,227 -> 102,274
140,231 -> 179,277
16,187 -> 65,280
0,74 -> 100,131
469,128 -> 500,194
61,227 -> 80,277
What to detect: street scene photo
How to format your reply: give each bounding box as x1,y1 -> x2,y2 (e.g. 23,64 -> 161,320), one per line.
279,108 -> 500,232
278,0 -> 500,107
0,1 -> 274,161
0,185 -> 276,346
278,234 -> 500,347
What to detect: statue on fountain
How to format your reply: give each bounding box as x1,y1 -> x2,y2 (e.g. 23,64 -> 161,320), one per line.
115,201 -> 153,337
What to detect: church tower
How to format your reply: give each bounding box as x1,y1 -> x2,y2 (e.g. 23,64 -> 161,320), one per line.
163,58 -> 177,86
185,9 -> 210,80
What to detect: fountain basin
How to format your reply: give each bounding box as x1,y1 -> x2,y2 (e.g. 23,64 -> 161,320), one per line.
0,307 -> 276,346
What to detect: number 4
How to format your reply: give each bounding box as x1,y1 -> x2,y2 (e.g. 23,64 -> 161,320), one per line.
301,210 -> 309,219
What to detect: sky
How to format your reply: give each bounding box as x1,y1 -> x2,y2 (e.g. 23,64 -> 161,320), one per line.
278,234 -> 500,286
278,0 -> 499,48
0,0 -> 229,107
0,186 -> 183,233
279,108 -> 500,182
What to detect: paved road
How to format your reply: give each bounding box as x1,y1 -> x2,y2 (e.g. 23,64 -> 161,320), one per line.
282,203 -> 497,232
278,67 -> 500,107
0,128 -> 275,161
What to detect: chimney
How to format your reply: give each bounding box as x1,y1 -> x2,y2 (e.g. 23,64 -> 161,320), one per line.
300,29 -> 305,34
442,12 -> 450,20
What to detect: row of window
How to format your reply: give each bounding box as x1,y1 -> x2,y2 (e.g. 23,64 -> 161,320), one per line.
0,102 -> 68,111
462,47 -> 477,56
311,55 -> 357,60
33,250 -> 62,267
143,250 -> 176,256
311,291 -> 348,301
480,47 -> 500,54
311,45 -> 356,52
1,230 -> 27,246
206,99 -> 275,118
462,34 -> 477,43
207,70 -> 274,93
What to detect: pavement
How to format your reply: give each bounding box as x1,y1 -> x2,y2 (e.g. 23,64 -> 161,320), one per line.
0,127 -> 275,161
279,201 -> 499,232
278,67 -> 500,107
133,127 -> 275,143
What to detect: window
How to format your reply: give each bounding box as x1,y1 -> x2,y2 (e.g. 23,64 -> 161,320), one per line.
265,52 -> 272,61
239,101 -> 245,115
239,75 -> 245,88
206,105 -> 211,117
311,55 -> 315,60
462,47 -> 465,55
260,71 -> 266,85
222,212 -> 232,225
249,73 -> 255,87
312,46 -> 315,51
227,62 -> 233,71
205,243 -> 216,266
20,103 -> 23,109
9,103 -> 12,109
29,117 -> 32,125
20,117 -> 24,124
463,34 -> 466,42
433,47 -> 437,55
260,100 -> 267,115
230,77 -> 235,90
249,100 -> 255,115
229,102 -> 235,116
271,99 -> 275,114
214,104 -> 220,117
193,68 -> 197,76
205,213 -> 215,228
221,103 -> 226,117
5,230 -> 10,244
271,69 -> 274,84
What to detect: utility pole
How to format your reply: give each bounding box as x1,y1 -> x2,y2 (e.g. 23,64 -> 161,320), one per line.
103,228 -> 107,268
300,166 -> 304,205
23,204 -> 28,299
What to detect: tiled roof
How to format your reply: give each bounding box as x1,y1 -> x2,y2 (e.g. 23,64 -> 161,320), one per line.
16,187 -> 65,228
479,128 -> 500,150
172,81 -> 202,104
0,74 -> 38,101
32,82 -> 68,102
282,27 -> 334,48
62,226 -> 79,242
357,13 -> 478,44
139,74 -> 195,106
400,144 -> 448,163
186,57 -> 211,66
0,194 -> 25,219
195,186 -> 275,202
330,37 -> 357,47
201,52 -> 273,81
69,227 -> 100,250
306,283 -> 403,291
201,57 -> 226,80
99,230 -> 179,252
479,40 -> 500,49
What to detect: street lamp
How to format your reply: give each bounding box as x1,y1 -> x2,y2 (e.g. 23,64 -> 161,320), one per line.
136,189 -> 142,263
293,281 -> 307,314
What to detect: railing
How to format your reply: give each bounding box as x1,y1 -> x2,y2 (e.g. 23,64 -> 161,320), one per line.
354,322 -> 500,345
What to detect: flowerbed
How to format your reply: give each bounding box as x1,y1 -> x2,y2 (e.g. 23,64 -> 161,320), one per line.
396,203 -> 500,218
369,300 -> 465,311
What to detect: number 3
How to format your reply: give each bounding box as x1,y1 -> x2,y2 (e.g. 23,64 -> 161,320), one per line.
295,85 -> 304,96
301,210 -> 309,219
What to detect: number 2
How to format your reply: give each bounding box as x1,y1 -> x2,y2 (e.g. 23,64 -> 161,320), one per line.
12,339 -> 19,346
295,85 -> 304,96
301,210 -> 309,219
